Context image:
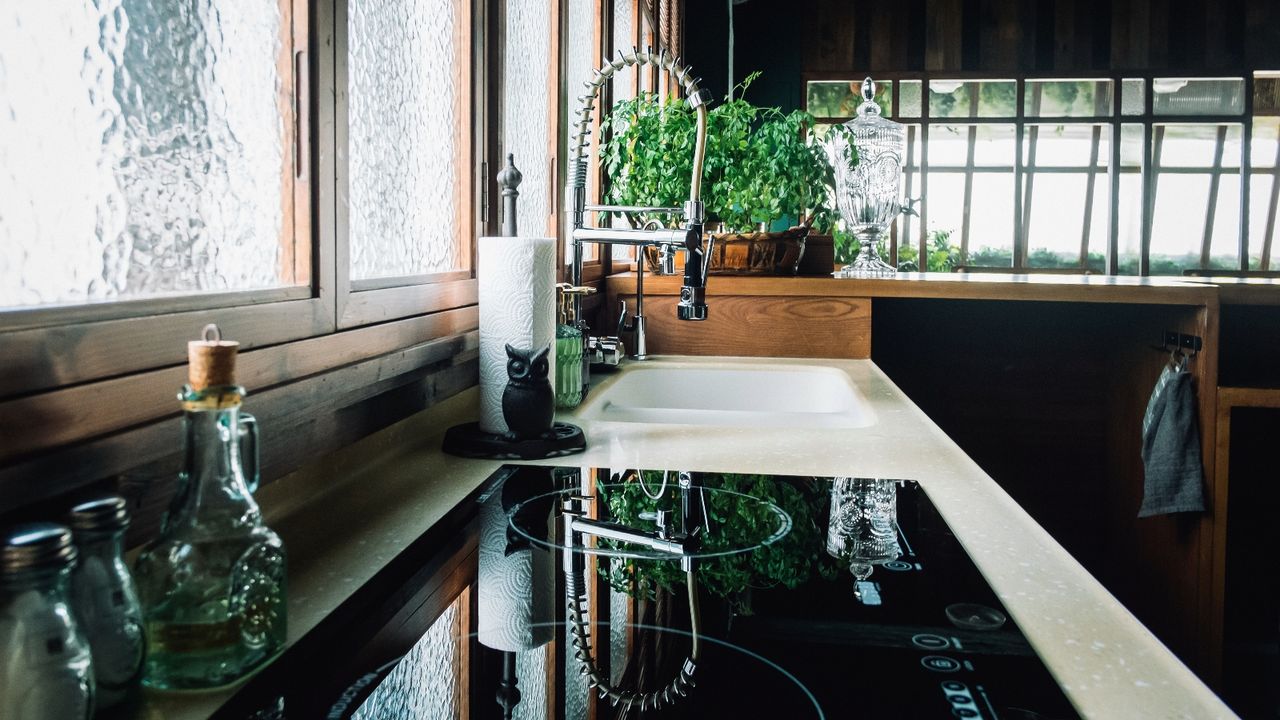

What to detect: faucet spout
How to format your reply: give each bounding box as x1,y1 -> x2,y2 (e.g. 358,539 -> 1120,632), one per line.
569,48 -> 714,327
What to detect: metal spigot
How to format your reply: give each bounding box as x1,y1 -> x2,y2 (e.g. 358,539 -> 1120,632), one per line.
567,47 -> 714,368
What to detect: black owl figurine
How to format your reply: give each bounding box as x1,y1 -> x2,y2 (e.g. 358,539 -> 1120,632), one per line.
501,343 -> 555,441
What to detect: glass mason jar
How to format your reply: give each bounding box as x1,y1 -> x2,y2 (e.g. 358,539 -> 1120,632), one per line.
68,496 -> 146,708
0,523 -> 95,720
133,384 -> 287,689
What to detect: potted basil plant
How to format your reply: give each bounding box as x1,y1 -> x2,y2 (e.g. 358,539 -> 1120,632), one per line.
599,73 -> 840,275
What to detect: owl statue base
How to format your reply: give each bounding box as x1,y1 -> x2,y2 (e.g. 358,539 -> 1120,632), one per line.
442,421 -> 586,460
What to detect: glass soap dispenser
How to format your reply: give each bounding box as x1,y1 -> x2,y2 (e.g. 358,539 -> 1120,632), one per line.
555,284 -> 595,409
67,496 -> 145,709
0,523 -> 95,720
133,324 -> 287,689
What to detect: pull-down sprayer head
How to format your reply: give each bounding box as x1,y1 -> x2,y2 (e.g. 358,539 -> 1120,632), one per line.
569,48 -> 714,322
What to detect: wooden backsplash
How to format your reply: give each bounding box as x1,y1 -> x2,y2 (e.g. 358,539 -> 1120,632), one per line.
800,0 -> 1280,74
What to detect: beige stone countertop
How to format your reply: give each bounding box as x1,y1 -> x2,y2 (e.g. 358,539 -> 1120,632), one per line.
135,356 -> 1236,719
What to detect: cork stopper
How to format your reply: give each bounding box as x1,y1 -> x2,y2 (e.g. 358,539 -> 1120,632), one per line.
187,324 -> 239,390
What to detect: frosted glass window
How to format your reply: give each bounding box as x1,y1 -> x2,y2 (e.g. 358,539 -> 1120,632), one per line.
353,598 -> 462,719
1122,79 -> 1146,116
563,0 -> 597,262
612,0 -> 638,262
505,0 -> 552,242
348,0 -> 465,281
0,3 -> 293,310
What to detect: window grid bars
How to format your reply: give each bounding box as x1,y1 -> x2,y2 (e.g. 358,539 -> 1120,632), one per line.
813,73 -> 1280,275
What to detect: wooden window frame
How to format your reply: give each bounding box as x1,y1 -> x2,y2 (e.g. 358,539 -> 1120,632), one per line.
333,0 -> 480,329
0,0 -> 500,515
1,0 -> 322,399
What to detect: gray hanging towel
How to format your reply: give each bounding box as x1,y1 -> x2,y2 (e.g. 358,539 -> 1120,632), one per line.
1139,361 -> 1206,517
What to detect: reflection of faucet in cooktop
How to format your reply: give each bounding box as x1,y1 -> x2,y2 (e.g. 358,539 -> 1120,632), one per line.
562,470 -> 705,712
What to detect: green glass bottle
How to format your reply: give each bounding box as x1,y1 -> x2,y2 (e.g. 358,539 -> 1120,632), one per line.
133,327 -> 286,689
555,284 -> 585,409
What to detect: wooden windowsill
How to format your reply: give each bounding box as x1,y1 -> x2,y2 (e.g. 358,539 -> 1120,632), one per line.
607,271 -> 1280,306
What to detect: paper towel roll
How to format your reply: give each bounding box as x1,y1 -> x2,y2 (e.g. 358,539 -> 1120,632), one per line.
478,236 -> 557,435
477,484 -> 554,651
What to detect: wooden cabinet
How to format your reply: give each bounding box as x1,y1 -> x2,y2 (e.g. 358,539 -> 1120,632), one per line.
607,271 -> 1279,689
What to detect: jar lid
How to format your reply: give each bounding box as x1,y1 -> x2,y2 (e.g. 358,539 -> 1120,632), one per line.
3,522 -> 77,575
68,496 -> 130,533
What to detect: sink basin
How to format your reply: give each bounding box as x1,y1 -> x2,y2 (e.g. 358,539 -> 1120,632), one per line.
578,364 -> 876,429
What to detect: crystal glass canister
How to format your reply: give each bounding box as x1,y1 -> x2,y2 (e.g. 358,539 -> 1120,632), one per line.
827,77 -> 907,277
133,384 -> 287,689
0,523 -> 95,720
826,478 -> 901,580
68,496 -> 146,709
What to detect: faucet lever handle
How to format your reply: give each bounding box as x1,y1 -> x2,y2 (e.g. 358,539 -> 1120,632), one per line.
617,299 -> 633,335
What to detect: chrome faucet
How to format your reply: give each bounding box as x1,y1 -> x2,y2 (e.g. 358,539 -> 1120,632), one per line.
561,469 -> 704,710
568,47 -> 713,368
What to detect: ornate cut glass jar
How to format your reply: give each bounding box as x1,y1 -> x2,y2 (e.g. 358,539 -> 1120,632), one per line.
68,496 -> 146,708
827,77 -> 907,277
0,523 -> 95,720
826,478 -> 902,580
133,326 -> 287,689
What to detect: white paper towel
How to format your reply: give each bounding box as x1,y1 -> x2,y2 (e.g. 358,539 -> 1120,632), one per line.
478,235 -> 557,435
477,487 -> 554,651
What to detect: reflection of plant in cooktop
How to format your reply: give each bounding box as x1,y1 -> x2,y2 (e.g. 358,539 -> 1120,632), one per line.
598,473 -> 842,614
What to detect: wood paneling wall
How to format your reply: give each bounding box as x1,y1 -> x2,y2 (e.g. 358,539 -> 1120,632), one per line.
801,0 -> 1280,74
872,298 -> 1223,681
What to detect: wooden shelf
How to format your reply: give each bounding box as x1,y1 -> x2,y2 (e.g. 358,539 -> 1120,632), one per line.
608,271 -> 1239,306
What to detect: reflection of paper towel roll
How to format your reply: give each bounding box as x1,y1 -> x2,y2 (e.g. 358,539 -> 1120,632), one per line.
477,484 -> 554,651
478,236 -> 557,435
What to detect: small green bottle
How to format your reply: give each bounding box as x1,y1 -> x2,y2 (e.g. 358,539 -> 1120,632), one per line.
555,284 -> 591,409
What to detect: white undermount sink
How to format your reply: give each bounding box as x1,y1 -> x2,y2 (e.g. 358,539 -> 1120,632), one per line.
577,363 -> 877,429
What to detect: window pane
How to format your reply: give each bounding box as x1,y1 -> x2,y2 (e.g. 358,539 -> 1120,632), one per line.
1024,79 -> 1113,117
352,597 -> 462,718
928,80 -> 1016,118
898,80 -> 922,118
506,0 -> 552,250
1251,119 -> 1280,269
925,174 -> 1014,267
806,80 -> 892,118
611,0 -> 636,263
349,0 -> 464,281
1149,173 -> 1240,274
1117,124 -> 1144,275
1156,123 -> 1242,168
1152,78 -> 1245,116
927,124 -> 1015,166
1,3 -> 293,310
925,123 -> 1015,265
1022,124 -> 1111,168
1023,125 -> 1110,270
1255,72 -> 1280,116
1122,78 -> 1145,116
563,0 -> 598,262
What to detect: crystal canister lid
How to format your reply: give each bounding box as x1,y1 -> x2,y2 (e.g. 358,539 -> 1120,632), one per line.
68,496 -> 130,533
3,522 -> 77,574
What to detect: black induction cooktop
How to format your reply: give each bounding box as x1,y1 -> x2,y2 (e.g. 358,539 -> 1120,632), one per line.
212,466 -> 1080,720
